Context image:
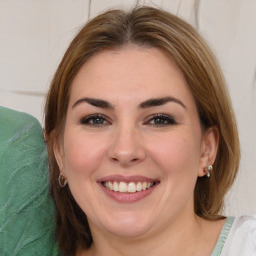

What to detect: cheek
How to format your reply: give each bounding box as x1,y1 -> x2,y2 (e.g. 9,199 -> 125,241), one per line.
62,130 -> 107,179
148,132 -> 201,178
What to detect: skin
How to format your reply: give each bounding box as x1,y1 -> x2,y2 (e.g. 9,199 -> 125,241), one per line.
54,46 -> 223,256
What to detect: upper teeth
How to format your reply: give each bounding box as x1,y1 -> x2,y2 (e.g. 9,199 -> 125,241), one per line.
103,181 -> 154,193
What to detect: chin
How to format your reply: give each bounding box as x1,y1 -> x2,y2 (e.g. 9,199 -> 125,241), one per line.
97,212 -> 154,238
105,224 -> 150,238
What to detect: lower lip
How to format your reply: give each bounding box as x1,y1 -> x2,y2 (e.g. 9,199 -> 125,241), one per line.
99,183 -> 158,203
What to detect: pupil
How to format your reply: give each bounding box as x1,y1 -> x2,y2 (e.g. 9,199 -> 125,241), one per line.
95,118 -> 102,124
156,118 -> 164,124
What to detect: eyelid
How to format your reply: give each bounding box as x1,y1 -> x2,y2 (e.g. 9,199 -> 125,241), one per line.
79,113 -> 177,127
144,113 -> 177,126
79,113 -> 111,125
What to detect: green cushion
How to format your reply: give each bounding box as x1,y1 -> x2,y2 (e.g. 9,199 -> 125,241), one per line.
0,107 -> 59,255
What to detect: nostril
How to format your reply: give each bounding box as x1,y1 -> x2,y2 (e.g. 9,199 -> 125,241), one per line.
110,156 -> 140,165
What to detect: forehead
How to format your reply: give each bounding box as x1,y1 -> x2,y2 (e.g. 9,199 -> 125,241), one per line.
69,46 -> 195,107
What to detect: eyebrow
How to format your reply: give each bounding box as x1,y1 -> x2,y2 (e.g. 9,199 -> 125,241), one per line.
72,96 -> 186,109
72,98 -> 114,109
139,97 -> 186,109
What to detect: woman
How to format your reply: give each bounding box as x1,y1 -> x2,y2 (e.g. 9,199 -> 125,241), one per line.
44,6 -> 255,256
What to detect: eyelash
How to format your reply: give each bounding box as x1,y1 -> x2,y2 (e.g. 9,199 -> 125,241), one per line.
79,113 -> 177,127
80,114 -> 111,126
145,114 -> 177,126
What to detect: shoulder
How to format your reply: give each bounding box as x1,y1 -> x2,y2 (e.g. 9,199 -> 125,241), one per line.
232,215 -> 256,235
221,215 -> 256,255
232,214 -> 256,225
0,107 -> 59,255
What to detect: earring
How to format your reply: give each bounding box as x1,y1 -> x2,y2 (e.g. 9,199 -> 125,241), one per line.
58,173 -> 67,187
206,165 -> 213,178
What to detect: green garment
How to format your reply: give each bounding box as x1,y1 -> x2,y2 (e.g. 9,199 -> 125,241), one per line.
0,107 -> 59,255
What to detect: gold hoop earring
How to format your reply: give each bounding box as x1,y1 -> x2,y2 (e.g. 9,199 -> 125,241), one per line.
206,165 -> 213,178
58,173 -> 67,187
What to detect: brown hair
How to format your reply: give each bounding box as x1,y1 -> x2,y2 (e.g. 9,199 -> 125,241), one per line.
44,6 -> 240,255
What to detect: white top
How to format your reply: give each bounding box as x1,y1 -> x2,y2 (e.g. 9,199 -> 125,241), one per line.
211,215 -> 256,256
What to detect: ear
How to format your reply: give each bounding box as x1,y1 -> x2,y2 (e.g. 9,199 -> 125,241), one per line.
198,127 -> 219,177
53,134 -> 65,173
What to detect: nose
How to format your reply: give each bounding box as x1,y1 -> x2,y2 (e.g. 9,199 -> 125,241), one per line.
107,125 -> 146,167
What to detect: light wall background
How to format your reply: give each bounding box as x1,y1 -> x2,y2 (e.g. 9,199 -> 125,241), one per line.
0,0 -> 256,216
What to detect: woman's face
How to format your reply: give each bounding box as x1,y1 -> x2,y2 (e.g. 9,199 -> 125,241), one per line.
55,46 -> 217,238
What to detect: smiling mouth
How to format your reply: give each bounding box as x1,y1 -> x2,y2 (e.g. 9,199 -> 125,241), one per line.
102,181 -> 158,193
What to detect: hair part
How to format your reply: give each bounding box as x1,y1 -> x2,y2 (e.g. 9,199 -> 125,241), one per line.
44,6 -> 240,254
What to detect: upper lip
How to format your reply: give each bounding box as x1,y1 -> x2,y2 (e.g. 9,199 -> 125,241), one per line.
97,175 -> 159,183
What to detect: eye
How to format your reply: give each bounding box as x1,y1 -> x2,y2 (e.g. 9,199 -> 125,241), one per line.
80,114 -> 111,126
145,114 -> 177,126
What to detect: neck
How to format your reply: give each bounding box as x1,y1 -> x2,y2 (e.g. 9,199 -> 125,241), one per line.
80,214 -> 212,256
